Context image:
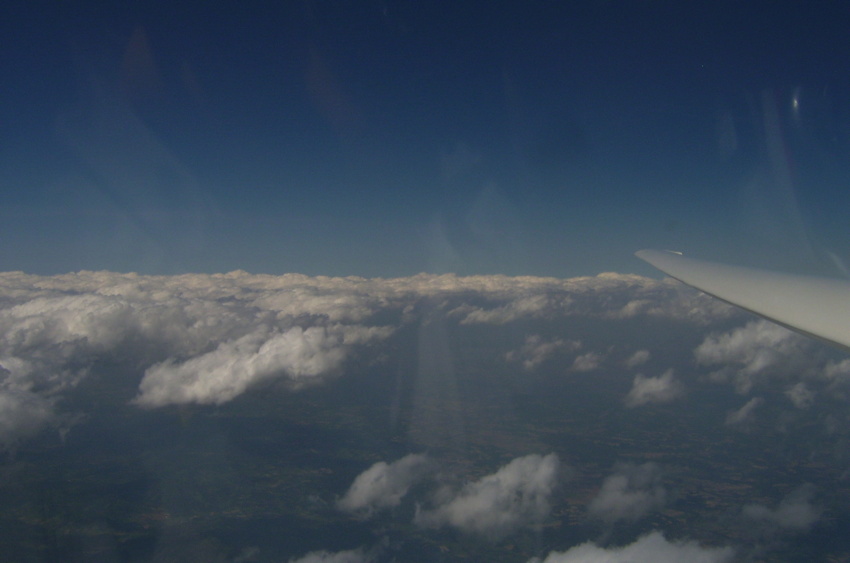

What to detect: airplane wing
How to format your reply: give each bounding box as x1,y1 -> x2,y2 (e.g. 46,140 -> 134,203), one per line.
636,249 -> 850,352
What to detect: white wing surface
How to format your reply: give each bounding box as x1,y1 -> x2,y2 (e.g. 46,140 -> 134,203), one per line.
636,249 -> 850,352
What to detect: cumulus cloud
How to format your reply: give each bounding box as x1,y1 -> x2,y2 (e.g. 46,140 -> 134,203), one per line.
337,454 -> 432,517
415,453 -> 559,538
0,389 -> 54,449
695,320 -> 816,394
451,272 -> 736,325
725,397 -> 763,425
527,531 -> 734,563
785,382 -> 815,409
134,324 -> 392,407
288,548 -> 371,563
588,463 -> 667,522
624,369 -> 683,407
0,269 -> 741,449
505,335 -> 580,371
571,351 -> 602,372
743,484 -> 821,532
625,349 -> 651,368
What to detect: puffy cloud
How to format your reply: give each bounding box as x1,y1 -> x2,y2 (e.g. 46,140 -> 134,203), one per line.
695,320 -> 816,394
785,382 -> 815,409
337,454 -> 432,517
725,397 -> 763,425
134,324 -> 393,407
624,369 -> 683,407
0,389 -> 54,449
448,273 -> 735,325
288,548 -> 371,563
415,453 -> 560,538
625,349 -> 651,368
527,531 -> 734,563
572,352 -> 602,372
0,269 -> 743,448
588,463 -> 667,522
743,484 -> 821,531
505,335 -> 581,371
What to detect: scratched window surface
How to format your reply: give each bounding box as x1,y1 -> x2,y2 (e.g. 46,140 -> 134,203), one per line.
2,2 -> 850,562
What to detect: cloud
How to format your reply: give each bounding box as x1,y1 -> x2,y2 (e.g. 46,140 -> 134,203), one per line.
288,548 -> 371,563
625,349 -> 651,368
725,397 -> 763,425
588,463 -> 667,522
743,484 -> 821,532
0,389 -> 54,449
337,454 -> 432,517
451,273 -> 736,325
695,320 -> 816,394
572,352 -> 602,372
624,369 -> 683,407
785,382 -> 815,409
505,335 -> 580,371
415,453 -> 560,538
0,269 -> 746,449
527,531 -> 734,563
134,324 -> 393,407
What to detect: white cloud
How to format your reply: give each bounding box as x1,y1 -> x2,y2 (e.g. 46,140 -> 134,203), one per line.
785,382 -> 815,409
725,397 -> 763,425
695,320 -> 815,394
572,352 -> 602,372
505,335 -> 580,371
588,463 -> 667,522
337,454 -> 432,517
288,548 -> 371,563
0,389 -> 54,449
0,269 -> 750,449
134,324 -> 393,408
625,349 -> 651,368
451,273 -> 736,325
743,484 -> 821,531
527,531 -> 734,563
415,453 -> 560,538
624,369 -> 683,407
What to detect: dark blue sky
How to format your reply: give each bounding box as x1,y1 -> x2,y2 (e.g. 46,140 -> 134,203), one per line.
3,1 -> 850,277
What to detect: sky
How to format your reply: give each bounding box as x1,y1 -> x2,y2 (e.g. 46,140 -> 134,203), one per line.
3,1 -> 850,277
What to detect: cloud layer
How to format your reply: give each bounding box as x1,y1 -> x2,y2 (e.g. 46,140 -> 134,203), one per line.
0,267 -> 841,559
0,269 -> 730,449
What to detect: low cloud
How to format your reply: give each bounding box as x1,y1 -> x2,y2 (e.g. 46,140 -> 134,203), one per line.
725,397 -> 763,425
505,335 -> 580,371
0,389 -> 54,449
743,484 -> 821,532
624,369 -> 683,407
0,269 -> 744,449
527,531 -> 734,563
695,320 -> 815,394
415,453 -> 559,538
337,454 -> 432,517
288,548 -> 371,563
572,351 -> 602,372
625,349 -> 651,368
588,463 -> 667,522
785,382 -> 815,409
134,324 -> 392,407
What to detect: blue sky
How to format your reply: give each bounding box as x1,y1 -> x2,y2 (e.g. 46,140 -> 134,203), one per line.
3,1 -> 850,277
